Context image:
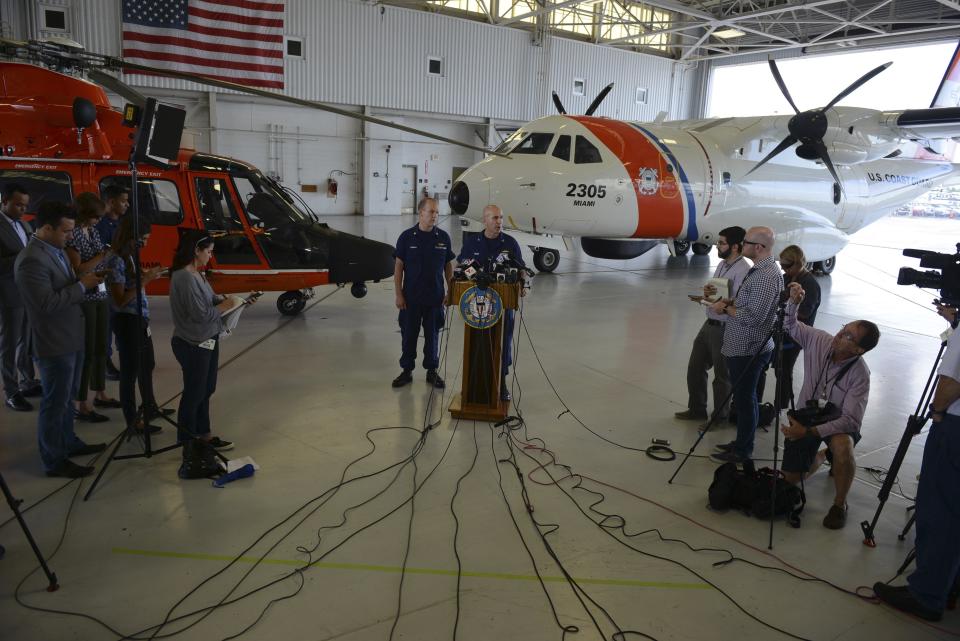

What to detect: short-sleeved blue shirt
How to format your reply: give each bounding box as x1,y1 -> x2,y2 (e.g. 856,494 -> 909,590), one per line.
394,224 -> 455,306
457,232 -> 525,269
104,253 -> 149,319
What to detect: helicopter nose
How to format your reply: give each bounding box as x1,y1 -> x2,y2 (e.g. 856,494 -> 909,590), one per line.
449,180 -> 469,215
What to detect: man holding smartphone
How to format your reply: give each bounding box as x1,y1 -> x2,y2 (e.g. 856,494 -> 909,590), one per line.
675,226 -> 749,423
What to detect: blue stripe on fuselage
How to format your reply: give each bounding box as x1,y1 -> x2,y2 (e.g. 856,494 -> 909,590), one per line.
629,124 -> 698,240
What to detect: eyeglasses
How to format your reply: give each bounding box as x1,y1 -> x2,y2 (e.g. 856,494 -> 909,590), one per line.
780,261 -> 794,269
743,240 -> 765,248
837,328 -> 859,343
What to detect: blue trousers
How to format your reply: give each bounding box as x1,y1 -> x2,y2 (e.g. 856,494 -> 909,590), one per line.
398,305 -> 444,371
502,310 -> 515,376
35,351 -> 85,472
726,351 -> 771,458
908,414 -> 960,612
171,336 -> 219,443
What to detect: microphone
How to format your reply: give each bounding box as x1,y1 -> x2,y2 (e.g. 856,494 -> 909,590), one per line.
212,463 -> 255,488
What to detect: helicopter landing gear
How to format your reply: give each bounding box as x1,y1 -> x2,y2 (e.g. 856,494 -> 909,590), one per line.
277,290 -> 308,316
350,282 -> 368,298
532,247 -> 559,273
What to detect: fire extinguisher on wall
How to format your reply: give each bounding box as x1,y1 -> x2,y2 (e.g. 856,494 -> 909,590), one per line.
327,178 -> 338,197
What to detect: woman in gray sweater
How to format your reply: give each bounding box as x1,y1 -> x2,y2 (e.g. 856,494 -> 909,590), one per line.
169,231 -> 237,451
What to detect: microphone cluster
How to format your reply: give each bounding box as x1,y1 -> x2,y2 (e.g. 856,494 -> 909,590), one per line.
453,251 -> 533,288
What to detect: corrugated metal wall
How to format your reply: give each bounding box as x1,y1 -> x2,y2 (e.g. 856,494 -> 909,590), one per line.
44,0 -> 688,123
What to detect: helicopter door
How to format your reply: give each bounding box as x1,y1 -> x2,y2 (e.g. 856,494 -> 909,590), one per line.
193,175 -> 264,266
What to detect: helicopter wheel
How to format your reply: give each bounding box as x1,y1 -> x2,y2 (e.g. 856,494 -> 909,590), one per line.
813,256 -> 836,275
277,290 -> 307,315
532,248 -> 559,273
692,242 -> 711,256
350,282 -> 368,298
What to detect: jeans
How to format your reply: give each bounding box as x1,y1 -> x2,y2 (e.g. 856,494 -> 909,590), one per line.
114,313 -> 157,426
726,351 -> 771,458
908,415 -> 960,612
35,351 -> 85,471
171,335 -> 218,443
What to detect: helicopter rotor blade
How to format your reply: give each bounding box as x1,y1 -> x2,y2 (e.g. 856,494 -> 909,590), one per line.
87,69 -> 146,107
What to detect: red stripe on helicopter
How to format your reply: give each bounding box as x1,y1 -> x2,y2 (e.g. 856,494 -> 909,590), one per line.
570,116 -> 684,238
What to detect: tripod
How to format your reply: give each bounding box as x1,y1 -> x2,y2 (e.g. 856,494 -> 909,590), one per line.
670,297 -> 791,548
860,339 -> 945,547
0,471 -> 59,591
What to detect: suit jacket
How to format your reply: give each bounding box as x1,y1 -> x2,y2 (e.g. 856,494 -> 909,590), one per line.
0,215 -> 32,307
14,237 -> 85,358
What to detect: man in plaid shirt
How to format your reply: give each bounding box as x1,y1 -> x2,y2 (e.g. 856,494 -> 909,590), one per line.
709,226 -> 783,462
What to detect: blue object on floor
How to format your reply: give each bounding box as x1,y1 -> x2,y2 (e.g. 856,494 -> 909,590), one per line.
212,463 -> 255,488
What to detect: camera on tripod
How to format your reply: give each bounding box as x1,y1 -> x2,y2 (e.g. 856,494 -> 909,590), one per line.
898,244 -> 960,306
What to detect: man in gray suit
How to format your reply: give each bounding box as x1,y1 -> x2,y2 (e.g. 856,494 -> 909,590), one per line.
0,183 -> 41,411
15,201 -> 106,478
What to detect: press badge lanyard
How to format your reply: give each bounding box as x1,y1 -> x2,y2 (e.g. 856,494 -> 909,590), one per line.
716,256 -> 742,279
813,352 -> 859,401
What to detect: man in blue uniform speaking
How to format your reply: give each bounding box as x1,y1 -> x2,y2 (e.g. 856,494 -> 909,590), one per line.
392,197 -> 456,389
457,204 -> 527,401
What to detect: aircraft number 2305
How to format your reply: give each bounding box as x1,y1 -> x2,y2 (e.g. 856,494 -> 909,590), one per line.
565,183 -> 607,198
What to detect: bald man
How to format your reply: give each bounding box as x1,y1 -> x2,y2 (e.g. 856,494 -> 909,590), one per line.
710,225 -> 784,463
457,205 -> 526,401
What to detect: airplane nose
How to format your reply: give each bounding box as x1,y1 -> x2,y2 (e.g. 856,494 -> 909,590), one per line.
449,181 -> 469,215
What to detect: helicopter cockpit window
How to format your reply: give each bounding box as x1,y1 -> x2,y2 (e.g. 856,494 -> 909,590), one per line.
194,176 -> 259,265
510,133 -> 554,155
98,176 -> 184,226
574,136 -> 603,164
0,170 -> 72,212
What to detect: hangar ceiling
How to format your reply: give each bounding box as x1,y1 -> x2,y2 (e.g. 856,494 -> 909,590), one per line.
385,1 -> 960,61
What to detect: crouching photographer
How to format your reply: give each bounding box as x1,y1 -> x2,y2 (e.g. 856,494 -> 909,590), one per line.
779,282 -> 880,530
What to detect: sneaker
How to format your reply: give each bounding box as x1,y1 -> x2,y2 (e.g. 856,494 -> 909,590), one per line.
674,409 -> 708,421
823,503 -> 847,529
873,583 -> 942,621
105,361 -> 120,381
391,370 -> 413,388
205,436 -> 233,451
426,370 -> 445,389
714,441 -> 737,452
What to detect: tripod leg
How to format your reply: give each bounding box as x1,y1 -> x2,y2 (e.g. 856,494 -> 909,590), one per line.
82,430 -> 127,501
0,473 -> 59,591
899,507 -> 917,541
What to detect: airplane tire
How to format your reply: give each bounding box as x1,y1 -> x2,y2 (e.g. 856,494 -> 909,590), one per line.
673,240 -> 691,256
814,256 -> 836,275
351,282 -> 368,298
533,248 -> 559,273
277,290 -> 307,315
692,242 -> 711,256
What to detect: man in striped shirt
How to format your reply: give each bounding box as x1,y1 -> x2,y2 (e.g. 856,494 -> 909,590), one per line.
709,226 -> 783,462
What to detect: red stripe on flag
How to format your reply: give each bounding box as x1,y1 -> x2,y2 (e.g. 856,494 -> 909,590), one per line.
123,30 -> 282,58
125,68 -> 285,90
189,6 -> 284,28
186,22 -> 283,43
123,49 -> 283,75
200,0 -> 284,12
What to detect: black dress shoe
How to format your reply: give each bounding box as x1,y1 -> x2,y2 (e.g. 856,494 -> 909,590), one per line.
5,393 -> 32,412
46,460 -> 94,478
873,583 -> 942,621
68,442 -> 107,457
21,383 -> 42,398
105,361 -> 120,381
426,370 -> 445,389
93,397 -> 122,409
75,410 -> 109,423
392,370 -> 413,388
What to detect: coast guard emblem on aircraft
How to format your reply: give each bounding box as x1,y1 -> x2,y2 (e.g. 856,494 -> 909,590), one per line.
638,168 -> 659,195
459,286 -> 503,330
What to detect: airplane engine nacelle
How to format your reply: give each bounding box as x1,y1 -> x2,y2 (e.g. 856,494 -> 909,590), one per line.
823,108 -> 901,164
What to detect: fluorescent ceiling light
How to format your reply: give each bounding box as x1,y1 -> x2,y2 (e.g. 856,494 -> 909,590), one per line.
714,28 -> 745,39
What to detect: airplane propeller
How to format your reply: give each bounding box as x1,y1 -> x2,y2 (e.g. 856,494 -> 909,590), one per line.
746,59 -> 892,190
552,82 -> 615,116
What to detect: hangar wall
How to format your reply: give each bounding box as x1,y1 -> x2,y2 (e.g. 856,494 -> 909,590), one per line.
2,0 -> 699,215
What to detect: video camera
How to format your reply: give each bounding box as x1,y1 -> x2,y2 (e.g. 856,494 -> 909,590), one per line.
898,244 -> 960,307
787,399 -> 841,428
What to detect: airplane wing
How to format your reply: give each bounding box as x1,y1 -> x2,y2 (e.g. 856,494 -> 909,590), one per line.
887,107 -> 960,142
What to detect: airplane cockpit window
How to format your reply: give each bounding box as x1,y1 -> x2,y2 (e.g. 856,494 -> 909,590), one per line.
194,176 -> 259,264
98,176 -> 184,226
0,170 -> 72,212
493,129 -> 524,154
510,133 -> 554,155
574,136 -> 603,164
552,135 -> 571,161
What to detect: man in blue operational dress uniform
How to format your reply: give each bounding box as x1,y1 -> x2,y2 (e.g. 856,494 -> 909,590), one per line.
457,204 -> 527,401
392,197 -> 456,389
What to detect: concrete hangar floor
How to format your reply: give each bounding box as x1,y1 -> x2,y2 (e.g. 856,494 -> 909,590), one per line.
1,213 -> 957,641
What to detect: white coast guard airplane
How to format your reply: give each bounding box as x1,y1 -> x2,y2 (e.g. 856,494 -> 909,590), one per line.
449,60 -> 960,274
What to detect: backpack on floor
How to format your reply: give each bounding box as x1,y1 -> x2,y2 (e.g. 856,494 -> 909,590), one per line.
708,460 -> 757,511
749,467 -> 805,528
178,439 -> 223,480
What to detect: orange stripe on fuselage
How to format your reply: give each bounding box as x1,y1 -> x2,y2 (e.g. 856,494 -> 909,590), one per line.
571,116 -> 684,238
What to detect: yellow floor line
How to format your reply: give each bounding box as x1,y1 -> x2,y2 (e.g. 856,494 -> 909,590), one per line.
112,547 -> 711,590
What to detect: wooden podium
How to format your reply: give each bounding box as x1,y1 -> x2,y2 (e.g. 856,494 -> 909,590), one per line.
447,281 -> 520,422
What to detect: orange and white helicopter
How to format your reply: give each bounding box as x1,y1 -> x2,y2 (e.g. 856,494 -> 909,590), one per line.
449,61 -> 960,274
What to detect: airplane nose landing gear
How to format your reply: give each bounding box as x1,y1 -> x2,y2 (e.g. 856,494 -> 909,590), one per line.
277,289 -> 312,315
532,247 -> 559,273
350,282 -> 368,298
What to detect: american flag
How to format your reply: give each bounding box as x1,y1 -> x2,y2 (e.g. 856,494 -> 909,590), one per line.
122,0 -> 285,89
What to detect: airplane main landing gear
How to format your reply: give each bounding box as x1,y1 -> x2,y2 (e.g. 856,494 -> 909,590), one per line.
277,290 -> 308,315
532,247 -> 559,273
692,242 -> 711,256
672,239 -> 691,256
813,256 -> 836,275
350,282 -> 368,298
